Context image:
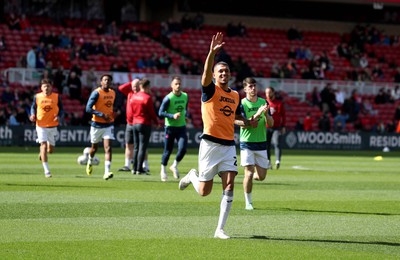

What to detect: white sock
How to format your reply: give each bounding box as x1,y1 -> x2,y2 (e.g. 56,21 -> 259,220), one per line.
216,190 -> 234,231
189,171 -> 200,193
42,162 -> 50,173
105,160 -> 111,174
88,155 -> 93,165
125,158 -> 130,168
244,192 -> 252,205
172,160 -> 178,167
161,165 -> 167,173
143,160 -> 148,169
276,160 -> 280,164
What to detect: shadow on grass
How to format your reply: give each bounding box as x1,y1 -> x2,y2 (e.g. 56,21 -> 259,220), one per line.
272,207 -> 400,216
2,183 -> 106,189
237,235 -> 400,247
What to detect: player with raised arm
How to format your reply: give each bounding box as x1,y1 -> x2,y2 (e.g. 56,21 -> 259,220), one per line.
178,32 -> 253,239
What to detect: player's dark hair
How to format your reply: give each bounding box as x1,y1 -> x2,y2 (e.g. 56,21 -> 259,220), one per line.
101,74 -> 113,81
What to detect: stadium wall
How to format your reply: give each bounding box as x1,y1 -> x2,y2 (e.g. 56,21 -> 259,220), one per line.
1,125 -> 399,151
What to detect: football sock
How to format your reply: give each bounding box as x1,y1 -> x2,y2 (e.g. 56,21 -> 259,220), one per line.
42,162 -> 50,173
88,155 -> 93,165
124,158 -> 130,168
161,165 -> 166,172
244,192 -> 252,205
216,190 -> 234,231
189,171 -> 200,193
143,160 -> 149,169
105,160 -> 111,174
172,160 -> 178,167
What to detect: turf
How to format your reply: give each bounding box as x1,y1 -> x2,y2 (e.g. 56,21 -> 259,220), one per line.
0,147 -> 399,259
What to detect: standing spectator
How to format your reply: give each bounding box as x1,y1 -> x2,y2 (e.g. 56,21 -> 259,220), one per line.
265,87 -> 286,170
131,79 -> 160,175
19,14 -> 32,32
26,46 -> 36,69
158,76 -> 189,182
85,74 -> 115,180
303,112 -> 313,131
7,13 -> 20,30
238,77 -> 273,210
29,79 -> 64,178
178,32 -> 251,239
66,71 -> 82,101
117,79 -> 140,172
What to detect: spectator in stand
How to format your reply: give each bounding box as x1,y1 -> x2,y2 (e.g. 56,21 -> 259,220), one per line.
86,66 -> 97,89
26,46 -> 36,69
8,109 -> 20,125
310,86 -> 321,107
287,45 -> 296,59
295,118 -> 304,131
36,52 -> 46,69
319,83 -> 337,116
303,112 -> 313,131
108,41 -> 119,57
0,108 -> 7,125
333,109 -> 348,132
107,20 -> 119,36
65,71 -> 82,101
19,14 -> 32,32
0,35 -> 6,51
53,65 -> 65,93
318,112 -> 331,131
7,13 -> 20,30
391,85 -> 400,101
394,67 -> 400,83
375,87 -> 389,104
265,87 -> 286,170
96,23 -> 106,35
371,64 -> 384,80
335,87 -> 346,105
395,104 -> 400,121
361,98 -> 377,115
1,86 -> 17,105
287,25 -> 303,41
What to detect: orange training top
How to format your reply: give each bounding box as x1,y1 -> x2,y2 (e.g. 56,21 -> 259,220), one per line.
202,85 -> 239,141
92,87 -> 115,123
35,92 -> 59,128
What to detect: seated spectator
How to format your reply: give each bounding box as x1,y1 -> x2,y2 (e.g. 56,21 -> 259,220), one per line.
375,87 -> 389,104
333,109 -> 349,132
361,98 -> 377,115
318,112 -> 331,131
295,118 -> 304,131
26,46 -> 36,69
108,41 -> 119,57
8,109 -> 19,126
1,86 -> 16,105
371,64 -> 384,80
96,23 -> 106,35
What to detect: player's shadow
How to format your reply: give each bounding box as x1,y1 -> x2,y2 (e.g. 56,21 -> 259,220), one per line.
235,235 -> 400,247
269,207 -> 400,216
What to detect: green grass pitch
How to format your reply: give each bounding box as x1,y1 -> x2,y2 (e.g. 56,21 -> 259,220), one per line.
0,146 -> 399,259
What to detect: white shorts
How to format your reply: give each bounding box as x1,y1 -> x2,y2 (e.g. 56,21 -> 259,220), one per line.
240,148 -> 270,168
90,126 -> 115,144
36,126 -> 58,146
198,139 -> 238,181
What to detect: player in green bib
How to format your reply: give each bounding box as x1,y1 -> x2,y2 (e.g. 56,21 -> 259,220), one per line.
238,77 -> 274,210
158,76 -> 189,181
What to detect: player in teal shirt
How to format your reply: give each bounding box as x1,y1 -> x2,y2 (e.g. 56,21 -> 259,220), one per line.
158,76 -> 189,182
238,77 -> 274,210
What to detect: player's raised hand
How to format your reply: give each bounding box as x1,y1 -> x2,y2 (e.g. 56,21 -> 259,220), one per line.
210,32 -> 225,53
